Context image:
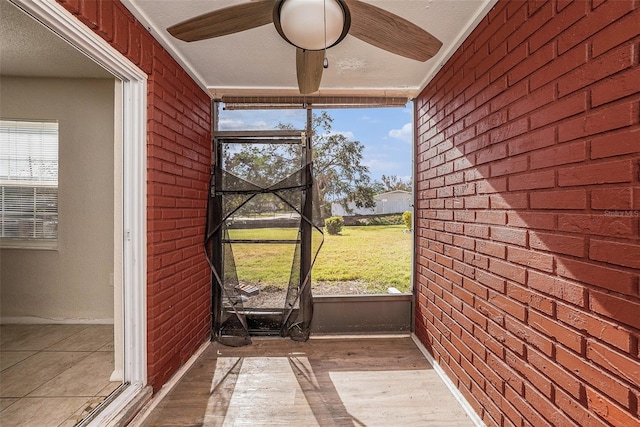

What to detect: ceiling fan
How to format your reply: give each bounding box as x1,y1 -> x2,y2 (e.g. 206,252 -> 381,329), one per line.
167,0 -> 442,94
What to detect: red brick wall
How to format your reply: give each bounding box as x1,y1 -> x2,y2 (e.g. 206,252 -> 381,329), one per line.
57,0 -> 212,392
414,1 -> 640,426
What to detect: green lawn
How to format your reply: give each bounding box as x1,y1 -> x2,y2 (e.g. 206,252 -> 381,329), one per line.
228,225 -> 412,293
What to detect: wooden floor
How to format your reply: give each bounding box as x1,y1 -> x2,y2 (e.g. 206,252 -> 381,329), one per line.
138,336 -> 474,426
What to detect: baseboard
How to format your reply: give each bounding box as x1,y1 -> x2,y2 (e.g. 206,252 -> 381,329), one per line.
411,333 -> 485,427
1,316 -> 115,325
110,369 -> 123,382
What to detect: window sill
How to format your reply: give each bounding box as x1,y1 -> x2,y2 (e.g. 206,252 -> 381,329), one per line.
0,239 -> 58,250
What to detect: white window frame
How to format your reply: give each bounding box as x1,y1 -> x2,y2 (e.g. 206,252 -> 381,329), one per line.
0,119 -> 59,249
11,0 -> 148,424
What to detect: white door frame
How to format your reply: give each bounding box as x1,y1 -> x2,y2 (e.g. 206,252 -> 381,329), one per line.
11,0 -> 148,422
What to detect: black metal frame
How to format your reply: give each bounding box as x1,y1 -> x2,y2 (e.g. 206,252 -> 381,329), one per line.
207,111 -> 317,343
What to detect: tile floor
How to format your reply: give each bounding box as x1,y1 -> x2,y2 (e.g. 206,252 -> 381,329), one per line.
0,324 -> 121,427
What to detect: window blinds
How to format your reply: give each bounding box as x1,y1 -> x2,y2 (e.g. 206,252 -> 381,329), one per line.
0,119 -> 59,242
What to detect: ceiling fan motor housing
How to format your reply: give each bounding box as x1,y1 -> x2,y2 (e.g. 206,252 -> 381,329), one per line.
274,0 -> 351,51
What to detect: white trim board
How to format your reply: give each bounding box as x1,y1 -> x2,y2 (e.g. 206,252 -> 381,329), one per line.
411,333 -> 486,427
10,1 -> 148,426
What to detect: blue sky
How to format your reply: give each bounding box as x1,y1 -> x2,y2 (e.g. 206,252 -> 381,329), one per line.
218,105 -> 413,183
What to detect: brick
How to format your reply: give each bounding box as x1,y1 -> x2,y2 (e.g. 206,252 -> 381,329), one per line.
506,282 -> 554,315
79,0 -> 99,28
557,0 -> 635,54
465,223 -> 490,239
507,0 -> 553,51
505,317 -> 553,357
556,302 -> 632,353
559,44 -> 634,98
559,160 -> 633,187
507,246 -> 554,272
465,195 -> 490,209
488,321 -> 525,357
528,310 -> 582,353
527,347 -> 581,398
504,383 -> 548,427
490,117 -> 528,144
507,84 -> 554,120
476,210 -> 507,226
490,81 -> 528,113
591,188 -> 633,210
558,102 -> 636,142
476,177 -> 507,194
529,0 -> 586,52
556,346 -> 632,409
490,193 -> 528,210
530,190 -> 587,210
474,77 -> 508,108
478,112 -> 510,137
112,5 -> 130,55
491,226 -> 528,247
530,141 -> 587,170
528,270 -> 586,307
488,3 -> 525,52
507,212 -> 556,231
490,258 -> 526,284
508,43 -> 554,86
590,239 -> 640,269
559,213 -> 634,237
530,92 -> 587,130
590,290 -> 640,330
530,231 -> 584,257
530,44 -> 587,91
489,291 -> 527,321
590,128 -> 640,159
475,325 -> 506,358
508,126 -> 555,155
591,66 -> 640,108
463,277 -> 488,300
477,269 -> 506,293
587,386 -> 639,427
555,386 -> 610,427
489,42 -> 528,83
587,340 -> 639,386
490,155 -> 528,177
592,8 -> 640,57
509,170 -> 555,191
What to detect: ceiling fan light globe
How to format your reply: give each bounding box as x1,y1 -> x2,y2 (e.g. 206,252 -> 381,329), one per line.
280,0 -> 345,50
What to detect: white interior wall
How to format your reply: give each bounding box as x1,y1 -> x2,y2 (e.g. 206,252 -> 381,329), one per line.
0,76 -> 115,322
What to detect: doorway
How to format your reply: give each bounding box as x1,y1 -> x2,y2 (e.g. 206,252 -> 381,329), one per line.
207,119 -> 322,344
1,0 -> 147,424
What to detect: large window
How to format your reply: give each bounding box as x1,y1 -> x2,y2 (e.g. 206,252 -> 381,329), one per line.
0,119 -> 59,248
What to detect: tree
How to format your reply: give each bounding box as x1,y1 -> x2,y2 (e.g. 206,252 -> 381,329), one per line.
308,111 -> 375,217
379,174 -> 412,192
222,111 -> 376,219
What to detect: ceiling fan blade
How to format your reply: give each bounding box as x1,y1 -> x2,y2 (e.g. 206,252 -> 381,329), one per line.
296,49 -> 324,94
344,0 -> 442,62
167,0 -> 276,42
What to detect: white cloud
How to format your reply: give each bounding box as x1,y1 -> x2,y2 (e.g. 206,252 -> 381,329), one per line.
388,122 -> 412,144
218,109 -> 306,131
328,130 -> 355,139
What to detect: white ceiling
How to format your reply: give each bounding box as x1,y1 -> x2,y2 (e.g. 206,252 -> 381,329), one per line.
1,0 -> 496,103
0,0 -> 112,78
122,0 -> 496,100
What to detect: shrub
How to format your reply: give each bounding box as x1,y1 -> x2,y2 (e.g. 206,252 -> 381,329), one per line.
367,214 -> 403,226
324,216 -> 344,235
402,211 -> 412,230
